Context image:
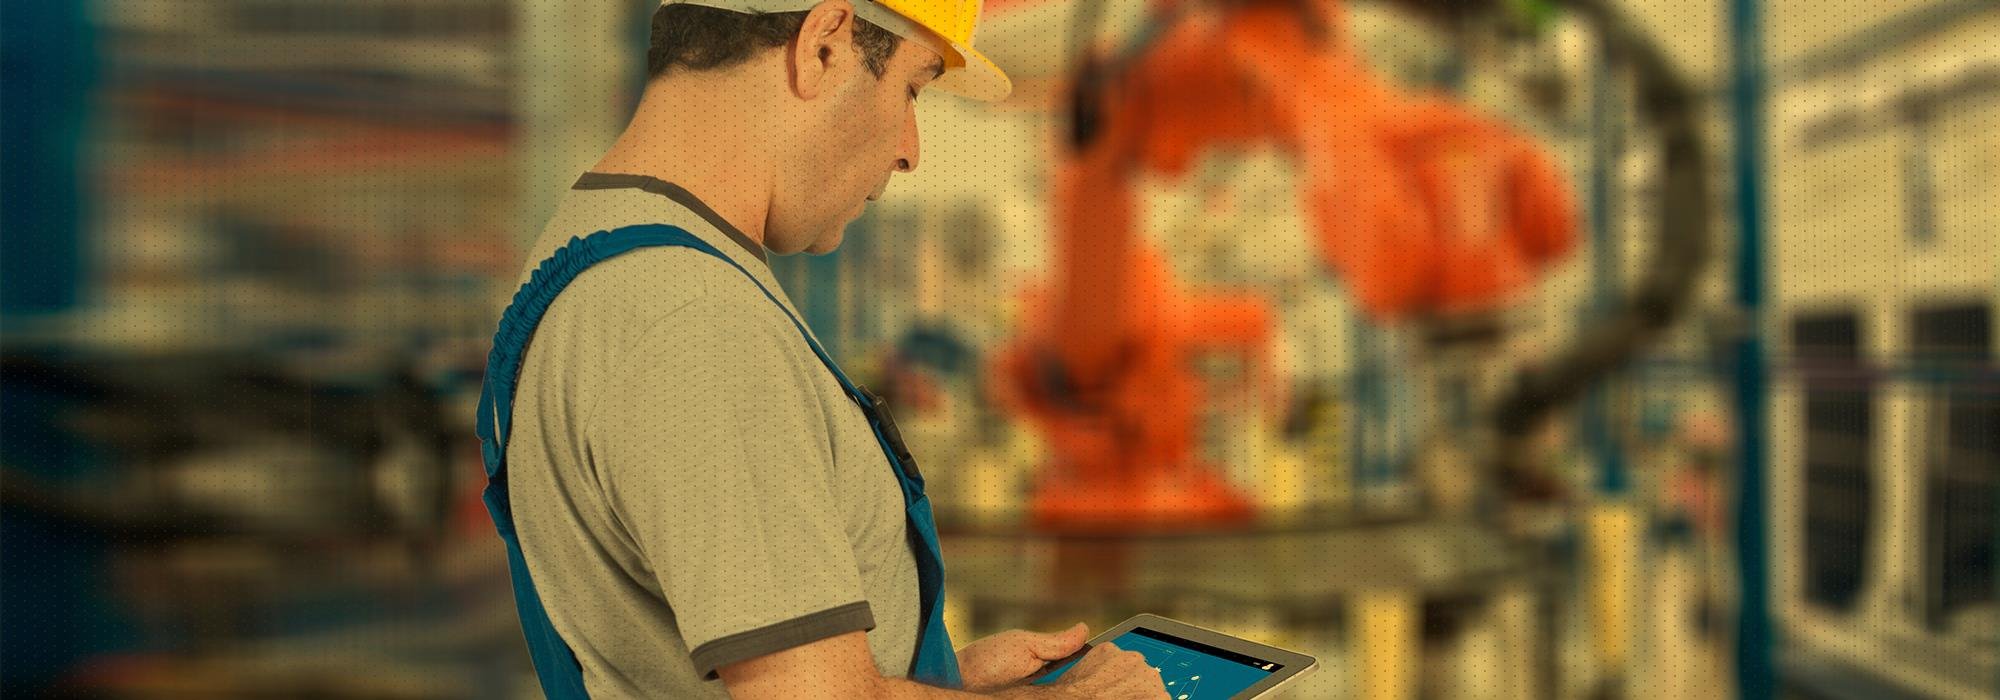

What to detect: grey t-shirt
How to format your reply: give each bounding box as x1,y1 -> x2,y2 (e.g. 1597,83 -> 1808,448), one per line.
504,173 -> 921,698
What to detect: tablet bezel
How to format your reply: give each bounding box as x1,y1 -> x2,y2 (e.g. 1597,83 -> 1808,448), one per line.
1034,613 -> 1318,699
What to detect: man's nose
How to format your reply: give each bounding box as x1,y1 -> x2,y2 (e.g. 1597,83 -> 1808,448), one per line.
895,118 -> 921,173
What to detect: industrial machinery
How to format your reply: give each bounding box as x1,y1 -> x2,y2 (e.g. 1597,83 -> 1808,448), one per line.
985,0 -> 1599,535
972,3 -> 1714,696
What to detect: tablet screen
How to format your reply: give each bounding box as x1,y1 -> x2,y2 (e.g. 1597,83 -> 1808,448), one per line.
1029,626 -> 1284,699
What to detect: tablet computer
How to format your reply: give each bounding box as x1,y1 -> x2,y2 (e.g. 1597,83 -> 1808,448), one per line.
1026,613 -> 1318,699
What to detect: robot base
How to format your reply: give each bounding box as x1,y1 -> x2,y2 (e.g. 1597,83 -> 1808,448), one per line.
1026,463 -> 1257,533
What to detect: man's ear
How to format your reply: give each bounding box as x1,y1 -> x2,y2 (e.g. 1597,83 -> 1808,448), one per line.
789,0 -> 858,101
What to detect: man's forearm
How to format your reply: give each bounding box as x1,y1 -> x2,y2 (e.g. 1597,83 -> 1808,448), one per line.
877,678 -> 1073,699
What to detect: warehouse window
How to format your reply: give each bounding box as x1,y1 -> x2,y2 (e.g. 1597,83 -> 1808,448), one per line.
1914,303 -> 1997,633
1794,312 -> 1872,611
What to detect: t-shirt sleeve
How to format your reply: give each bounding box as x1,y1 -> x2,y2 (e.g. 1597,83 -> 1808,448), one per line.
585,303 -> 874,681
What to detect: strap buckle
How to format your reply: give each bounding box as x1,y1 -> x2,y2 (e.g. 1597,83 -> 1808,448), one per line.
856,385 -> 924,484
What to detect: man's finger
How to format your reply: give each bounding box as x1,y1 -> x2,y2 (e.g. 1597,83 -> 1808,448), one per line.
1034,622 -> 1090,658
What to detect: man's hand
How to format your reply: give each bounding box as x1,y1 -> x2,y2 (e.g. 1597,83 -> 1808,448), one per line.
956,622 -> 1091,693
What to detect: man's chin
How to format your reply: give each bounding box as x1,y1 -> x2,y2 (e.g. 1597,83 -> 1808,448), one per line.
811,206 -> 870,254
802,229 -> 845,255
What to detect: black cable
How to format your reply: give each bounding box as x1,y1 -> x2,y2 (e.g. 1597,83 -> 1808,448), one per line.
1481,0 -> 1712,479
1065,0 -> 1110,79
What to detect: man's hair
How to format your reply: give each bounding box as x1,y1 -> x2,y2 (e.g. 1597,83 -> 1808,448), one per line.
648,4 -> 903,80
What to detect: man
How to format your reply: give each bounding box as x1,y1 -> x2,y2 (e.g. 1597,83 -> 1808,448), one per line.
480,1 -> 1169,697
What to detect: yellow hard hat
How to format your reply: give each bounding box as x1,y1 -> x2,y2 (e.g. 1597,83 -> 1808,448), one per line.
664,0 -> 1012,101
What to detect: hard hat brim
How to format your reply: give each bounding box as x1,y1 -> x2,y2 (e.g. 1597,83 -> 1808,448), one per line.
932,41 -> 1011,102
666,0 -> 1010,101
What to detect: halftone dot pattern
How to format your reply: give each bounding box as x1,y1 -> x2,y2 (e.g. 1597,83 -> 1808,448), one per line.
7,0 -> 1998,698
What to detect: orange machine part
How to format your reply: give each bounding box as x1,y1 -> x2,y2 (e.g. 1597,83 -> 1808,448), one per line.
995,152 -> 1267,532
1220,3 -> 1580,318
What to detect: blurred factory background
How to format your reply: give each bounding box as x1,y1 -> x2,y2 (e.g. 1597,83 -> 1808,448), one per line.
2,0 -> 1995,697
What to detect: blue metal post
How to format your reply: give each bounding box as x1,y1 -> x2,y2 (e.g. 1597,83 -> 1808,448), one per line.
0,8 -> 128,693
847,212 -> 876,348
1352,317 -> 1388,502
802,247 -> 845,363
1,0 -> 96,327
1350,321 -> 1369,496
1586,36 -> 1628,496
1384,331 -> 1414,496
1730,0 -> 1776,697
624,0 -> 654,114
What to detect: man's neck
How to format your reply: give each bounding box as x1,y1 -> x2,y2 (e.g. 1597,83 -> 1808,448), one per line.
590,70 -> 783,249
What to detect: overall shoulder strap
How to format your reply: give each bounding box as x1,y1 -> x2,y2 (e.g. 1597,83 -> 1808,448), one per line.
476,224 -> 714,700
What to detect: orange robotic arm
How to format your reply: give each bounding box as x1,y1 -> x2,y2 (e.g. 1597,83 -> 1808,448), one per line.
988,0 -> 1580,533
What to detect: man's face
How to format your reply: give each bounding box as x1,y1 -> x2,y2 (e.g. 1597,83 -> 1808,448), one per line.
769,29 -> 944,255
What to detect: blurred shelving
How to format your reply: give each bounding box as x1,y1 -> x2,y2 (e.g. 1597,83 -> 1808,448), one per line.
74,0 -> 524,356
5,1 -> 542,696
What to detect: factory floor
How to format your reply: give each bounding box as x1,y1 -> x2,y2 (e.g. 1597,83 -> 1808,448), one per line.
1262,544 -> 1733,700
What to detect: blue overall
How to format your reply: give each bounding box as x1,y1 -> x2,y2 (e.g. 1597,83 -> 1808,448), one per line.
475,224 -> 963,698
